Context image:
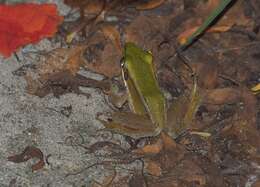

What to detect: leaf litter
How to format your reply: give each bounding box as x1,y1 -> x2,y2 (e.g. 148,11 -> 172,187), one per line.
8,146 -> 45,172
6,0 -> 260,186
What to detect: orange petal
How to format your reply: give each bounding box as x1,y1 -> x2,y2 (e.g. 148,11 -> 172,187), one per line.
0,3 -> 63,57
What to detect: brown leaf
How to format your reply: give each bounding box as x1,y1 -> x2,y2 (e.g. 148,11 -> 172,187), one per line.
125,15 -> 167,45
133,138 -> 163,155
175,159 -> 207,185
140,134 -> 185,178
214,0 -> 251,28
8,146 -> 45,172
83,32 -> 121,78
145,160 -> 162,176
24,45 -> 113,97
178,25 -> 233,45
84,0 -> 104,14
204,87 -> 240,105
129,174 -> 146,187
27,70 -> 110,98
161,132 -> 177,150
239,87 -> 257,124
101,25 -> 122,54
136,0 -> 165,10
91,170 -> 116,187
196,61 -> 219,89
205,86 -> 259,151
65,46 -> 86,75
252,180 -> 260,187
35,46 -> 86,77
146,160 -> 202,187
226,88 -> 259,149
178,0 -> 252,44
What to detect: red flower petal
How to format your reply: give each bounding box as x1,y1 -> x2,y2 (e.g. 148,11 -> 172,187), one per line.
0,3 -> 63,57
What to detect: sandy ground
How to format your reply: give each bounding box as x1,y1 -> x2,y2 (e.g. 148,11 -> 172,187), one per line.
0,1 -> 120,186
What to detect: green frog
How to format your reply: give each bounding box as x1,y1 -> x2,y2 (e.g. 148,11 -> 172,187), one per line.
98,42 -> 201,139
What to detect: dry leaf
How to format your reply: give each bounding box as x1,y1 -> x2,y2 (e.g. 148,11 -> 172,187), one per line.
161,132 -> 177,150
129,174 -> 146,187
197,61 -> 219,89
83,33 -> 121,78
125,15 -> 168,45
8,146 -> 45,172
178,0 -> 252,44
25,45 -> 92,97
64,0 -> 104,14
101,25 -> 122,53
65,46 -> 86,75
145,160 -> 162,176
37,46 -> 86,76
204,87 -> 239,105
136,0 -> 165,10
84,0 -> 104,14
27,70 -> 110,97
91,171 -> 116,187
133,138 -> 163,155
178,25 -> 231,45
124,15 -> 173,68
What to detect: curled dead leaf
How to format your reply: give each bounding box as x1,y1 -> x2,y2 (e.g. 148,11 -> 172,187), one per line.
136,0 -> 165,10
8,146 -> 45,172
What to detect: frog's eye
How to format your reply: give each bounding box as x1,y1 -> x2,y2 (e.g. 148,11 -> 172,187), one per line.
120,57 -> 125,68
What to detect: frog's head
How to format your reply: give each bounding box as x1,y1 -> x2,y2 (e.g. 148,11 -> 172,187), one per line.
124,42 -> 152,69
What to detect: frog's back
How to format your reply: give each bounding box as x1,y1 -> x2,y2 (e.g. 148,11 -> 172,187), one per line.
124,42 -> 166,130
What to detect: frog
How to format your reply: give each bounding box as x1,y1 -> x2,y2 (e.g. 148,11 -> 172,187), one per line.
98,42 -> 201,139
